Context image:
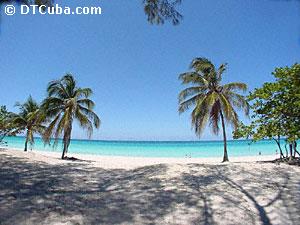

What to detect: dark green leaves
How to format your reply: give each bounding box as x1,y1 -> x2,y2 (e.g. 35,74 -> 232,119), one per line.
233,63 -> 300,144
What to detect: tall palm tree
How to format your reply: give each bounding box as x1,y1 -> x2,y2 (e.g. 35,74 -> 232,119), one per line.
178,58 -> 249,162
42,74 -> 100,159
12,96 -> 45,151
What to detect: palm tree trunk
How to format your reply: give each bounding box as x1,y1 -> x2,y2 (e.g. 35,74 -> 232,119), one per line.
220,110 -> 229,162
62,133 -> 70,159
62,142 -> 66,159
24,130 -> 29,152
61,124 -> 72,159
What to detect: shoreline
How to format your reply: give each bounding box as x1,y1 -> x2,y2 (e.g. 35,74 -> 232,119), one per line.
0,147 -> 277,169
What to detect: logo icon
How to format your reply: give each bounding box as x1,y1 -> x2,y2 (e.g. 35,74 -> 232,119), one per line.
5,5 -> 16,16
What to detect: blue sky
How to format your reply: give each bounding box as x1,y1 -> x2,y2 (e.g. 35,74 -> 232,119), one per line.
0,0 -> 299,140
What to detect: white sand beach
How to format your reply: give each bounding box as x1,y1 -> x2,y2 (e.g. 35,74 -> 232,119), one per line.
0,148 -> 299,225
2,148 -> 278,169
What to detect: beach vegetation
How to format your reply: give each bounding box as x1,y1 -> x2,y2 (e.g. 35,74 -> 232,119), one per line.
0,106 -> 16,145
233,64 -> 300,160
178,57 -> 249,162
42,74 -> 101,159
11,96 -> 46,151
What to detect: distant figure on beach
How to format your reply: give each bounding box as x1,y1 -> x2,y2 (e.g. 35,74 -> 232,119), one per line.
259,151 -> 261,155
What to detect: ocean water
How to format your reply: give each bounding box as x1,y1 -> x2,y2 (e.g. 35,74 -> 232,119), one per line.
1,136 -> 279,158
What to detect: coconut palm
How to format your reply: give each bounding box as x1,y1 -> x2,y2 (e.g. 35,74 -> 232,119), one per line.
12,96 -> 45,151
0,106 -> 15,144
42,74 -> 100,159
178,58 -> 249,162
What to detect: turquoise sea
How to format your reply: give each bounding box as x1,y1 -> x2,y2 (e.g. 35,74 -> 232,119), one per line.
1,136 -> 279,158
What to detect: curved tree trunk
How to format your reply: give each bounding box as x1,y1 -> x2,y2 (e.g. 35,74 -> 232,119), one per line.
289,144 -> 293,161
273,137 -> 284,159
220,110 -> 229,162
62,124 -> 72,159
62,134 -> 69,159
24,130 -> 29,152
293,141 -> 300,156
285,143 -> 289,158
293,141 -> 297,157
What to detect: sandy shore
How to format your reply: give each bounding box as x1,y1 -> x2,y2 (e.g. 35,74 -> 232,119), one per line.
2,148 -> 278,169
0,148 -> 299,225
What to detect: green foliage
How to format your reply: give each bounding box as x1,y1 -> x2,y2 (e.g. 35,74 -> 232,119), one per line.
42,74 -> 100,159
0,106 -> 10,130
0,105 -> 15,143
272,64 -> 300,141
233,122 -> 254,140
12,96 -> 46,151
233,63 -> 300,158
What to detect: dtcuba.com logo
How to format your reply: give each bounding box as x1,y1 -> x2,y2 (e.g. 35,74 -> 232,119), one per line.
4,4 -> 102,16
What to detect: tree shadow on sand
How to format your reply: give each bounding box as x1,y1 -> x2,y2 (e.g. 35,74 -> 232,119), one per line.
0,152 -> 299,225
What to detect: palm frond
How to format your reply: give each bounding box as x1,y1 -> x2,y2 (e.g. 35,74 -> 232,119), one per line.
43,113 -> 61,144
225,91 -> 250,116
219,93 -> 239,128
223,82 -> 247,92
75,108 -> 93,137
190,57 -> 215,74
77,99 -> 95,109
78,105 -> 101,128
209,100 -> 221,134
191,92 -> 218,135
62,74 -> 76,97
75,88 -> 93,99
179,94 -> 205,114
178,86 -> 206,103
47,79 -> 67,98
217,63 -> 227,81
191,96 -> 210,136
178,72 -> 208,85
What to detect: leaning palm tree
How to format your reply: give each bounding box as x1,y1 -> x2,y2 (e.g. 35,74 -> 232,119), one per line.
12,96 -> 46,151
42,74 -> 100,159
178,58 -> 249,162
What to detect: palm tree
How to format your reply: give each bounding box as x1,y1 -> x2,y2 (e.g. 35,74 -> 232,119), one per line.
42,74 -> 100,159
12,96 -> 45,151
0,106 -> 15,145
178,58 -> 249,162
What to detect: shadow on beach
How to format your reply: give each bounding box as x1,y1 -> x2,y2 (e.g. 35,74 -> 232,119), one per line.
0,152 -> 299,225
